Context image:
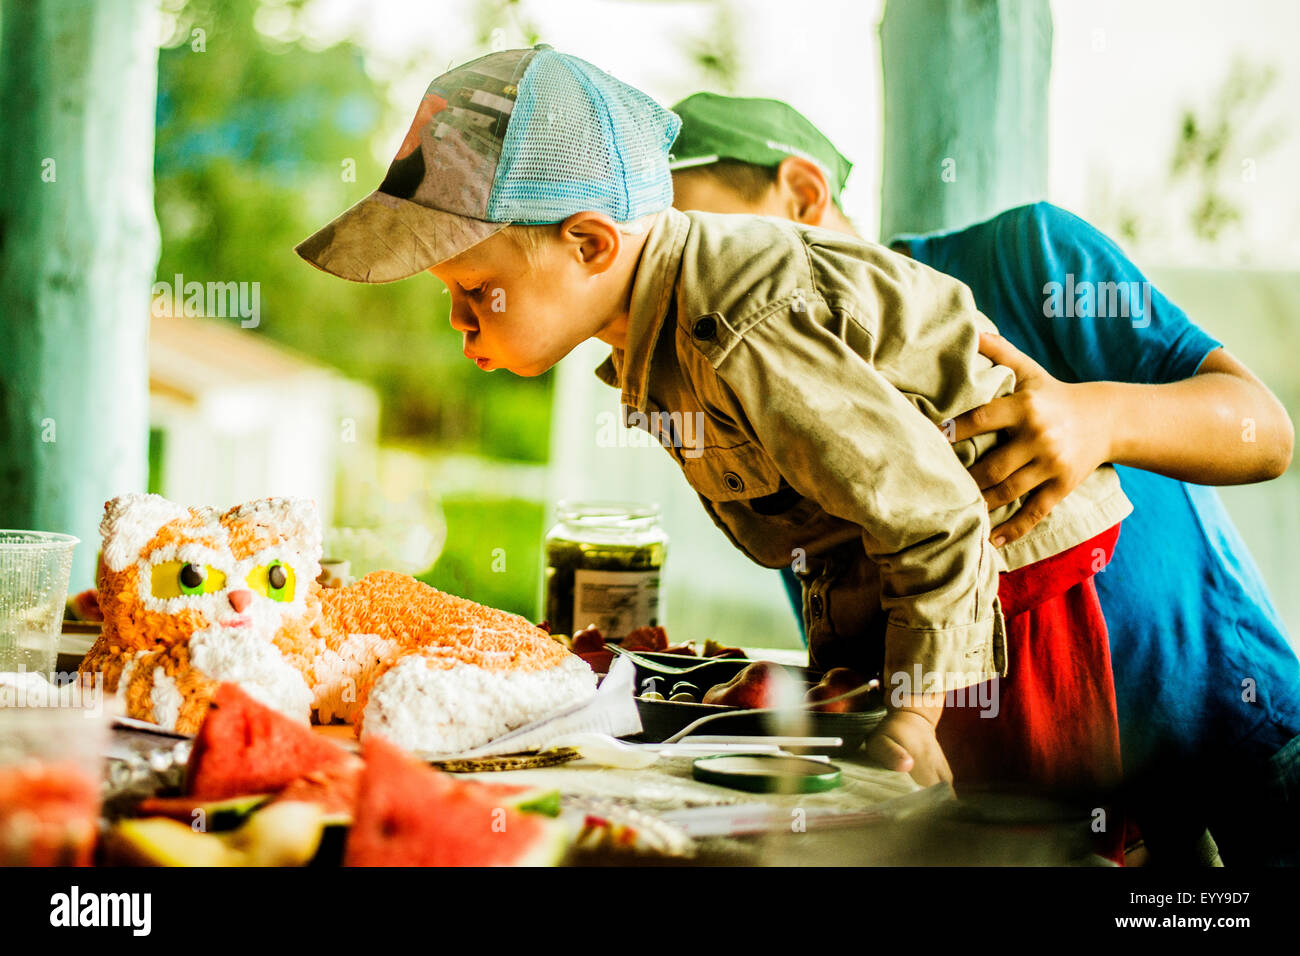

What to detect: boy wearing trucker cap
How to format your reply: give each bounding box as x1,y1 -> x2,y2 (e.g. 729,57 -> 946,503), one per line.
295,46 -> 1135,847
667,92 -> 1300,866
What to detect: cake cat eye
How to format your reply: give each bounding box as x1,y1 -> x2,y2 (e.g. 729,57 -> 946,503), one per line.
249,560 -> 295,602
151,560 -> 227,598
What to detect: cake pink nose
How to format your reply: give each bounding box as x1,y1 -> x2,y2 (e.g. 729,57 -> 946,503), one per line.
228,590 -> 253,613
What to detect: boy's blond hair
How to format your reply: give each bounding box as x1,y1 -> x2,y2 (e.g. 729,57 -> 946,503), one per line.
505,213 -> 659,265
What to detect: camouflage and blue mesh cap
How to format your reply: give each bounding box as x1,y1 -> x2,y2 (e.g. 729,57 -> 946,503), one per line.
295,44 -> 681,283
669,92 -> 853,201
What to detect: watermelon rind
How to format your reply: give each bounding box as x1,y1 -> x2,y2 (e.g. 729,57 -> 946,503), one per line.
135,793 -> 270,831
513,818 -> 573,867
465,781 -> 562,818
514,789 -> 562,818
108,818 -> 236,867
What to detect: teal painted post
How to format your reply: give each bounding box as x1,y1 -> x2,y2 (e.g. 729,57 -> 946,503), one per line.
0,0 -> 160,589
879,0 -> 1052,240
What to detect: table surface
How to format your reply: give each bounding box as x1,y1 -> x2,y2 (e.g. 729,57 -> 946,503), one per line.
89,636 -> 1105,865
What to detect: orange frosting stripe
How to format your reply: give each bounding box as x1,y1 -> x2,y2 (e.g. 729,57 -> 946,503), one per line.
316,571 -> 564,673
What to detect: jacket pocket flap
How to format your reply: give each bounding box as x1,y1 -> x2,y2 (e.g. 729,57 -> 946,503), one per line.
681,442 -> 784,502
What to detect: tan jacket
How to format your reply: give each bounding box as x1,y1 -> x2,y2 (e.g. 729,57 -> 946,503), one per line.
595,209 -> 1131,691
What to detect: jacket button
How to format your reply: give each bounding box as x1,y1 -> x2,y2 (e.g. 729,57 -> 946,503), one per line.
810,593 -> 824,618
722,471 -> 744,492
692,316 -> 717,340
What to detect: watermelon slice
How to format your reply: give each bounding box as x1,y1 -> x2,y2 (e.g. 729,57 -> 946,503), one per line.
0,761 -> 100,866
265,765 -> 362,824
264,764 -> 560,824
186,683 -> 361,801
344,736 -> 568,867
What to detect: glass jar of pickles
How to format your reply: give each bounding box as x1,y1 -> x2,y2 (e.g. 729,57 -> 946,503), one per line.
542,501 -> 667,640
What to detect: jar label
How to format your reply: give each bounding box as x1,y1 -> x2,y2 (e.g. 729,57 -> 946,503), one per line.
572,568 -> 661,639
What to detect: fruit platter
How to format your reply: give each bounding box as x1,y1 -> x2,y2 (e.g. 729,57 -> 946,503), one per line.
95,683 -> 571,867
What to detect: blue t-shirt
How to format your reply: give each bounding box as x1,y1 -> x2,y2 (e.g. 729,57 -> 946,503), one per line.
898,202 -> 1300,777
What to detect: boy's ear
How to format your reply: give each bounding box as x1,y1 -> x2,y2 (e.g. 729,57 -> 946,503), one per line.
775,156 -> 832,228
558,212 -> 621,274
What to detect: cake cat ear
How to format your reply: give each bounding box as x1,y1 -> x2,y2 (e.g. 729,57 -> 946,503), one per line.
100,493 -> 201,573
222,497 -> 322,558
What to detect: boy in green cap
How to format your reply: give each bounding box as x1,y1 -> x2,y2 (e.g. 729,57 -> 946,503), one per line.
296,48 -> 1137,844
666,91 -> 1300,865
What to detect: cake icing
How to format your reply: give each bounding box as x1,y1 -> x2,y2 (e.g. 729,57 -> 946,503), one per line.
80,493 -> 596,753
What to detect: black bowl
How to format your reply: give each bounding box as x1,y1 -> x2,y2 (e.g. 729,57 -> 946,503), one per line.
624,655 -> 885,757
631,697 -> 884,757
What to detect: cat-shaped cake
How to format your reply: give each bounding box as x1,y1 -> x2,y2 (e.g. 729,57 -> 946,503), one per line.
80,493 -> 596,753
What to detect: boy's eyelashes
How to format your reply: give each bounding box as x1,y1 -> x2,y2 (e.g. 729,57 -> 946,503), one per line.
459,280 -> 489,297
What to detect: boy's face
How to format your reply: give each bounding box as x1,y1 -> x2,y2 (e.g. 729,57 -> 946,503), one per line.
428,223 -> 621,377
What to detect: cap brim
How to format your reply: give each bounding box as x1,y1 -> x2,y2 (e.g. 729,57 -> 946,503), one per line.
294,190 -> 508,283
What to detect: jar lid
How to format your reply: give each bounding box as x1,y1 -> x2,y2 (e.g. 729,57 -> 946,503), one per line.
692,754 -> 843,794
555,500 -> 660,524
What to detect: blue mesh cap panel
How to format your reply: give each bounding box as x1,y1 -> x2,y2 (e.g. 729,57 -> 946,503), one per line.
487,50 -> 680,223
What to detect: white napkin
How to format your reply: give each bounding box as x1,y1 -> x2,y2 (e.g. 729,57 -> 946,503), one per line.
417,654 -> 643,761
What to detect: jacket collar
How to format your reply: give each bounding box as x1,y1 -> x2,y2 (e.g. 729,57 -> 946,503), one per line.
593,208 -> 691,414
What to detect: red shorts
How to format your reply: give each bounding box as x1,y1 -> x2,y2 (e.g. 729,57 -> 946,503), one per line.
935,524 -> 1125,861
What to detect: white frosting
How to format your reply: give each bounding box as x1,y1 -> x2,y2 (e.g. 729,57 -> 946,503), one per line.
116,654 -> 140,706
188,624 -> 313,723
221,498 -> 321,563
310,632 -> 402,724
150,667 -> 182,731
360,654 -> 596,754
101,494 -> 207,573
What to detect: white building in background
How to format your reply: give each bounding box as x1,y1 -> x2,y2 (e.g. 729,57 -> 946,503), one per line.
148,312 -> 380,529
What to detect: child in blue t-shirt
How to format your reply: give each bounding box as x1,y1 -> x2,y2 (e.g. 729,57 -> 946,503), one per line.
669,93 -> 1299,866
895,204 -> 1300,865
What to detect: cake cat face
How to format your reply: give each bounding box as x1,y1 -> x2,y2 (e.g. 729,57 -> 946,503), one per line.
98,493 -> 323,650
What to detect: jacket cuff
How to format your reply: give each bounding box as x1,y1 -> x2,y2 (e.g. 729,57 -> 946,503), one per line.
883,596 -> 1007,697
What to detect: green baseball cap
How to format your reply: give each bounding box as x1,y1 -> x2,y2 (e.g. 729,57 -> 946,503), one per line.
668,92 -> 853,200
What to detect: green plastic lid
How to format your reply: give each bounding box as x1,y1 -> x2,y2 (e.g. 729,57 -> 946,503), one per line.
692,753 -> 843,794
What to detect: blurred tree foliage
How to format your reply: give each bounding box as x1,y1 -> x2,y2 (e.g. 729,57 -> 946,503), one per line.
1168,60 -> 1286,243
683,1 -> 742,94
1096,56 -> 1286,255
153,0 -> 553,461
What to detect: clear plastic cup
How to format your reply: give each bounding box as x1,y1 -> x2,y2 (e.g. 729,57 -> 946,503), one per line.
0,531 -> 79,678
0,695 -> 110,866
